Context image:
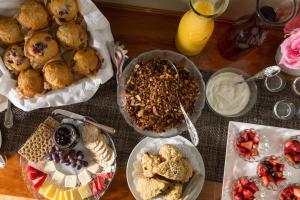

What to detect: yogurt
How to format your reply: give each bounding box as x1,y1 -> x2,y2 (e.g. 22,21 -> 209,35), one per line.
206,72 -> 251,116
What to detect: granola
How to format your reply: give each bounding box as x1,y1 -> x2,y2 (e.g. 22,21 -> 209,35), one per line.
124,58 -> 200,132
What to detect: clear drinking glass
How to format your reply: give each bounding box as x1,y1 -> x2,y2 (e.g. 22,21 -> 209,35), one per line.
264,74 -> 286,92
218,0 -> 297,60
292,77 -> 300,96
273,100 -> 296,120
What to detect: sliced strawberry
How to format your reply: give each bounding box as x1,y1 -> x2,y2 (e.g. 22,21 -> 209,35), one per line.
233,193 -> 243,200
294,187 -> 300,197
240,177 -> 249,186
269,158 -> 278,166
247,130 -> 256,140
277,163 -> 285,172
292,142 -> 300,153
240,141 -> 253,151
92,179 -> 99,196
251,149 -> 259,157
253,135 -> 259,144
240,132 -> 248,141
258,165 -> 268,176
293,154 -> 300,162
97,175 -> 104,191
33,175 -> 47,190
261,176 -> 269,186
242,188 -> 253,199
28,172 -> 41,181
275,172 -> 283,178
248,182 -> 259,193
285,141 -> 294,148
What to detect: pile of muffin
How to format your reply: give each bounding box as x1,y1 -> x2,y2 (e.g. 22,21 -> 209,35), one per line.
0,0 -> 103,98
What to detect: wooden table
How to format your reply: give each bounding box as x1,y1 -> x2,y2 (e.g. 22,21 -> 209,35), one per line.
0,3 -> 284,200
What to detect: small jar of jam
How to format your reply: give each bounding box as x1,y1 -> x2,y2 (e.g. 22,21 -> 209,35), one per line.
53,123 -> 80,149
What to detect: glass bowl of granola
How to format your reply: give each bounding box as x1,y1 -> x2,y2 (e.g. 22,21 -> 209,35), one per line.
117,49 -> 205,138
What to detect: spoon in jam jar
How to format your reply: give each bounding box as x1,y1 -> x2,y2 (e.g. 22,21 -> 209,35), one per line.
160,60 -> 199,146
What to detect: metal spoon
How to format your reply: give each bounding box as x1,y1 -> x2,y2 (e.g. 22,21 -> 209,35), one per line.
4,100 -> 13,129
161,60 -> 199,146
236,65 -> 281,84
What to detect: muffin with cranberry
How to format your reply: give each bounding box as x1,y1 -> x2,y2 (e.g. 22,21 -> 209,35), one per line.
25,32 -> 59,68
17,69 -> 45,98
43,60 -> 73,89
56,22 -> 88,49
47,0 -> 78,23
73,47 -> 102,76
2,44 -> 30,73
17,0 -> 50,30
0,16 -> 23,45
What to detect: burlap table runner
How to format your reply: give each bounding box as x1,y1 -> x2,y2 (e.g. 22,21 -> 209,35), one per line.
0,72 -> 300,182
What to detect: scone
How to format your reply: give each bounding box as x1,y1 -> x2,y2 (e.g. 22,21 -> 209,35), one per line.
73,47 -> 101,76
161,183 -> 183,200
43,60 -> 73,89
136,177 -> 170,200
17,0 -> 49,30
154,159 -> 193,183
3,44 -> 30,73
141,152 -> 162,178
56,22 -> 88,49
159,144 -> 183,161
47,0 -> 78,22
25,32 -> 59,67
17,69 -> 45,98
0,17 -> 23,45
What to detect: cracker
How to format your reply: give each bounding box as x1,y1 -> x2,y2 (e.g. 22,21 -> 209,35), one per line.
81,123 -> 101,146
98,151 -> 116,167
18,118 -> 58,163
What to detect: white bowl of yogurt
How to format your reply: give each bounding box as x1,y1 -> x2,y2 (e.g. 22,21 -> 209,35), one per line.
206,68 -> 257,117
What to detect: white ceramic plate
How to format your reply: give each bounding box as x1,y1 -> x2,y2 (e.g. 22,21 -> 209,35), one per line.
126,136 -> 205,200
222,121 -> 300,200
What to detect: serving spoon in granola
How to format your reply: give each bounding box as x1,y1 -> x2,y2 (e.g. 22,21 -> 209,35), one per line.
160,60 -> 199,146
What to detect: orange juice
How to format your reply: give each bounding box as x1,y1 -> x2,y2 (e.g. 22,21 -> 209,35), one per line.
175,1 -> 215,56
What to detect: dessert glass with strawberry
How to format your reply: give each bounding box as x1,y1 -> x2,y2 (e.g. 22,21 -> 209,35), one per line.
280,184 -> 300,200
231,177 -> 260,200
235,129 -> 261,162
284,135 -> 300,169
257,155 -> 287,190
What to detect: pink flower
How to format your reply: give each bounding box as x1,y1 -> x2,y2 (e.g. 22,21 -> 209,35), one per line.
280,29 -> 300,69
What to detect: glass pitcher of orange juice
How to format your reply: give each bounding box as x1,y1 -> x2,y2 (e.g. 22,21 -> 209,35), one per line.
176,0 -> 229,56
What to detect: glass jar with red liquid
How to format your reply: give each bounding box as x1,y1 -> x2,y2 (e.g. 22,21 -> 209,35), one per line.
218,0 -> 297,61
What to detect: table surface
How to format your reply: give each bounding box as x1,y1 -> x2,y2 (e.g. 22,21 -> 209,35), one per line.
0,2 -> 284,200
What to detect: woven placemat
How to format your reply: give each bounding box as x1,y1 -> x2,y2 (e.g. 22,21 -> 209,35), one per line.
0,72 -> 300,182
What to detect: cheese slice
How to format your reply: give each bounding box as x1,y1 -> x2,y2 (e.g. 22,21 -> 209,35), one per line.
87,162 -> 101,174
38,180 -> 50,195
65,175 -> 77,188
77,169 -> 92,185
70,189 -> 82,200
43,161 -> 56,173
77,184 -> 93,199
52,189 -> 61,200
44,184 -> 57,200
59,190 -> 65,200
64,190 -> 71,200
52,170 -> 65,186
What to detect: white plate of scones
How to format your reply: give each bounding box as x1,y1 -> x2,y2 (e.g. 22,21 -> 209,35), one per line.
126,136 -> 205,200
0,0 -> 114,111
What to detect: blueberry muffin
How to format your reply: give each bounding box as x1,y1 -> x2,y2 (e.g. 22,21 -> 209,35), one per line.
43,60 -> 73,89
3,44 -> 30,73
17,69 -> 45,98
25,32 -> 59,67
48,0 -> 78,22
17,0 -> 50,30
0,17 -> 23,45
73,47 -> 101,76
56,22 -> 88,49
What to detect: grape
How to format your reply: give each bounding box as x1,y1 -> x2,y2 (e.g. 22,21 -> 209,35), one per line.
53,154 -> 59,163
76,160 -> 82,166
65,162 -> 71,166
77,165 -> 82,170
71,162 -> 77,168
82,161 -> 88,167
